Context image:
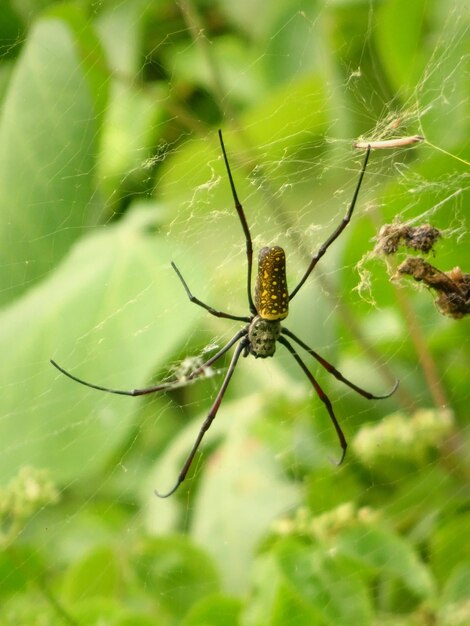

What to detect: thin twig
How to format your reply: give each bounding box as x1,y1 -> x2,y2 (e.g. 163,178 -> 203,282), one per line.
394,285 -> 449,408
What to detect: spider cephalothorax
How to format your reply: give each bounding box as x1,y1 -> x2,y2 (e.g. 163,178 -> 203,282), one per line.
51,130 -> 398,497
247,315 -> 281,358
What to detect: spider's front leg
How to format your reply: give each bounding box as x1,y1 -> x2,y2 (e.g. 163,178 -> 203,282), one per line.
155,338 -> 247,497
171,262 -> 250,323
51,329 -> 248,397
289,147 -> 371,301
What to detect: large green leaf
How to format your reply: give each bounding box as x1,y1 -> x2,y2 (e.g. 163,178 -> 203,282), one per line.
96,1 -> 165,205
245,539 -> 372,626
190,396 -> 300,594
375,0 -> 428,96
0,207 -> 202,484
145,390 -> 300,564
276,538 -> 373,626
132,535 -> 220,622
182,594 -> 242,626
337,525 -> 436,599
0,8 -> 108,305
62,545 -> 121,603
429,514 -> 470,586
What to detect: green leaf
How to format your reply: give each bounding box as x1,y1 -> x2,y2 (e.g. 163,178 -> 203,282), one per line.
337,525 -> 435,599
96,1 -> 165,205
384,465 -> 457,529
146,393 -> 300,594
97,83 -> 165,206
0,207 -> 202,484
276,538 -> 373,626
132,535 -> 220,622
375,0 -> 428,96
441,563 -> 470,606
245,540 -> 373,626
117,614 -> 163,626
62,545 -> 121,603
71,597 -> 161,625
190,397 -> 300,594
429,514 -> 470,586
163,34 -> 266,107
245,552 -> 325,626
0,547 -> 43,599
263,4 -> 331,85
436,563 -> 470,626
271,582 -> 324,626
0,0 -> 24,58
182,594 -> 242,626
0,9 -> 108,305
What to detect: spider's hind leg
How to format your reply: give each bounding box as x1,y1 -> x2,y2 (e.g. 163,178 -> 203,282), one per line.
281,327 -> 399,400
278,335 -> 347,464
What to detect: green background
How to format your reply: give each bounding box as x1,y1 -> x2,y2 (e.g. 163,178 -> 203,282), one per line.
0,0 -> 468,624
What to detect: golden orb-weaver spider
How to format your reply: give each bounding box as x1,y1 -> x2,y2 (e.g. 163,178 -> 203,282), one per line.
51,131 -> 398,497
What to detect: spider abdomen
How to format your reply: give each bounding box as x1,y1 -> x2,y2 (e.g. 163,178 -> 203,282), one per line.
255,246 -> 289,320
248,316 -> 281,358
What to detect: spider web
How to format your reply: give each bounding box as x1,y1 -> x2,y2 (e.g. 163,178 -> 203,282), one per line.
0,0 -> 468,624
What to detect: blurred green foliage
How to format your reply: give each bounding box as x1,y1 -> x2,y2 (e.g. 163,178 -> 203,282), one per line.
0,0 -> 468,624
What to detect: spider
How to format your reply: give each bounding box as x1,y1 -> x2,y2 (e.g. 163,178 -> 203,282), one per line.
51,131 -> 398,497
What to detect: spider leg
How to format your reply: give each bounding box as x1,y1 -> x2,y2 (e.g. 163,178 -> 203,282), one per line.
172,262 -> 250,322
218,130 -> 257,315
281,327 -> 398,399
289,147 -> 371,301
50,328 -> 248,397
155,338 -> 246,498
278,336 -> 347,465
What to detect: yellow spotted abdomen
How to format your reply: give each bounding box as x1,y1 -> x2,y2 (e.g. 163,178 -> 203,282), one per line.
255,246 -> 289,320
